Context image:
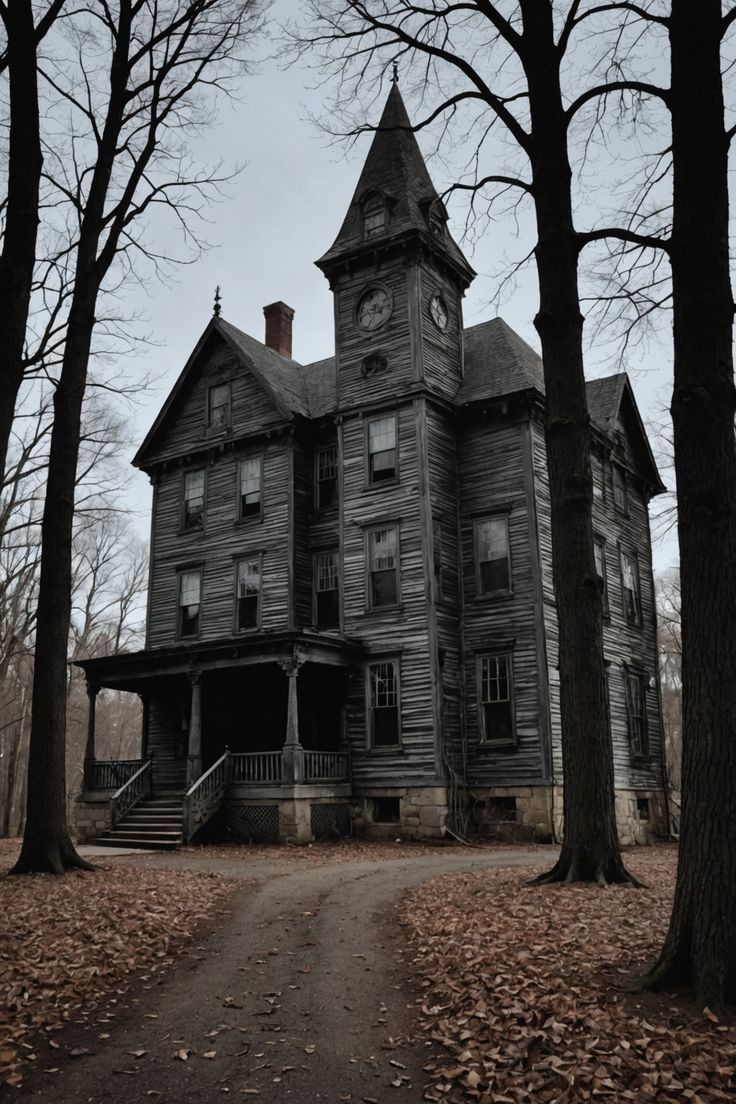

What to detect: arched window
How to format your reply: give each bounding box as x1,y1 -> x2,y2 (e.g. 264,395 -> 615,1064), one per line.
362,193 -> 387,237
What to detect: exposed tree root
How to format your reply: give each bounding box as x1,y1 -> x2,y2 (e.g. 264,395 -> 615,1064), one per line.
647,927 -> 736,1013
529,849 -> 644,888
10,842 -> 95,875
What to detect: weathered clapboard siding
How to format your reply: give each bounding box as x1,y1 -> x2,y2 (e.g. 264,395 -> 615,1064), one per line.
144,335 -> 289,467
532,416 -> 665,792
417,261 -> 464,400
458,410 -> 548,786
147,437 -> 291,646
292,434 -> 314,629
340,400 -> 437,785
333,259 -> 416,411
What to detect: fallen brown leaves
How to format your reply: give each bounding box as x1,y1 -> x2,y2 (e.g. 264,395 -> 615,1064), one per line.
0,859 -> 238,1089
401,847 -> 736,1103
165,838 -> 541,864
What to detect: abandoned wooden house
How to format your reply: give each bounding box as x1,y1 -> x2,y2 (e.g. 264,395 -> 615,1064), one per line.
76,84 -> 668,849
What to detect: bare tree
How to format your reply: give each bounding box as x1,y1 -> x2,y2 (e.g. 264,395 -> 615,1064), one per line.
291,0 -> 670,883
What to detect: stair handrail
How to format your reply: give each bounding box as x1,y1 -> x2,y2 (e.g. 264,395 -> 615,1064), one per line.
183,749 -> 231,843
110,757 -> 153,830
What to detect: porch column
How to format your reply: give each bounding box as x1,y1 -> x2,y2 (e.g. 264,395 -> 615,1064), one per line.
84,681 -> 99,787
280,655 -> 305,784
187,671 -> 202,786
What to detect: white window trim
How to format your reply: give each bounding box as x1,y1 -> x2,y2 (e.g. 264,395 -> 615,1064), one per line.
365,657 -> 402,750
476,651 -> 516,747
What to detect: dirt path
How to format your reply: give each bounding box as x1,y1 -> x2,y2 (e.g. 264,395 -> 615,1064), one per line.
19,850 -> 544,1102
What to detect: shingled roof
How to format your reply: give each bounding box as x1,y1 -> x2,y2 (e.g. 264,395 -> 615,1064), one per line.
217,318 -> 308,417
317,83 -> 472,280
458,318 -> 546,404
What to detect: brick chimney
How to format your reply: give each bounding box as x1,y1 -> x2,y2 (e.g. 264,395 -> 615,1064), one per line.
263,301 -> 295,358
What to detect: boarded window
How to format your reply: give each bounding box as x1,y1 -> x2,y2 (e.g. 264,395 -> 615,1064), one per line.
476,516 -> 511,594
626,671 -> 649,756
178,570 -> 201,637
368,661 -> 400,747
621,550 -> 642,625
479,653 -> 514,745
207,383 -> 230,429
368,526 -> 398,607
316,443 -> 338,509
236,558 -> 261,630
183,469 -> 205,530
594,535 -> 609,616
239,457 -> 262,518
363,194 -> 386,237
315,551 -> 339,627
613,464 -> 628,512
368,414 -> 397,483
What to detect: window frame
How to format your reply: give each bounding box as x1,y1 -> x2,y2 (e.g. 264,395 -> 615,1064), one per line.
474,514 -> 512,597
313,549 -> 340,628
593,534 -> 609,618
234,555 -> 262,632
177,566 -> 202,639
366,658 -> 401,749
366,523 -> 400,610
625,667 -> 649,758
206,381 -> 231,431
314,441 -> 338,510
237,454 -> 263,522
620,547 -> 642,627
361,191 -> 387,238
612,463 -> 628,514
476,651 -> 515,748
366,412 -> 398,486
181,467 -> 206,532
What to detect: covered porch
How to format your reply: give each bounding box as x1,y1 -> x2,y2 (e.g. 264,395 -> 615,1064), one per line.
75,631 -> 361,846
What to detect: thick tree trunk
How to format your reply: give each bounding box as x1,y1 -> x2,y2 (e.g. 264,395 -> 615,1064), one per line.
648,0 -> 736,1008
0,0 -> 43,487
520,0 -> 633,885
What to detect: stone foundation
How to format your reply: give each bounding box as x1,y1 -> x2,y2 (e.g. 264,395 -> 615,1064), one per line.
352,787 -> 449,840
74,793 -> 112,842
468,784 -> 669,845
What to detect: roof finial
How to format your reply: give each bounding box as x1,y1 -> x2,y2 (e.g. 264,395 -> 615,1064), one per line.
213,285 -> 222,317
391,60 -> 399,85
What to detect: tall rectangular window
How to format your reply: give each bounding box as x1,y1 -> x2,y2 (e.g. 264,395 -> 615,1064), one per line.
368,660 -> 400,747
178,570 -> 201,637
367,414 -> 397,483
207,383 -> 230,429
621,550 -> 642,626
593,535 -> 609,616
368,526 -> 398,607
475,516 -> 511,594
315,551 -> 339,627
182,469 -> 205,531
478,653 -> 514,745
612,464 -> 628,513
236,558 -> 261,630
626,670 -> 649,756
316,443 -> 338,508
239,457 -> 262,519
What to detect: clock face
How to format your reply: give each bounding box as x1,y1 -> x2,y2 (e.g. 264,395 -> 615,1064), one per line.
356,286 -> 392,331
430,292 -> 449,331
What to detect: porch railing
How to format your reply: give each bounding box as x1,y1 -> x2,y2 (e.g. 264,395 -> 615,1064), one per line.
230,751 -> 283,785
86,758 -> 146,790
183,749 -> 231,843
303,750 -> 350,782
110,758 -> 153,829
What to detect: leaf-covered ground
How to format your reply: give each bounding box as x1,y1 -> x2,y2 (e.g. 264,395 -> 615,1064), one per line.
401,846 -> 736,1103
0,857 -> 239,1089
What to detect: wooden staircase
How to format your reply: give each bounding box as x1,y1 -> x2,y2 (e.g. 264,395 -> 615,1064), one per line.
95,794 -> 184,851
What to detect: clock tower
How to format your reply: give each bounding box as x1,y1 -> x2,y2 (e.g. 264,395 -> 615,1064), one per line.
316,81 -> 475,409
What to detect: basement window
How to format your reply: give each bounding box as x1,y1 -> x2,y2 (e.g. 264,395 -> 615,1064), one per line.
489,796 -> 517,822
637,797 -> 651,821
373,796 -> 400,823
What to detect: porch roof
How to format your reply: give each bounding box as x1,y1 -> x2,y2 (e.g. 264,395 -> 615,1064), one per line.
76,629 -> 364,692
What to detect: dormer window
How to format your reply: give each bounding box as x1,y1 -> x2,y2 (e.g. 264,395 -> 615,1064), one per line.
362,193 -> 387,238
207,382 -> 230,430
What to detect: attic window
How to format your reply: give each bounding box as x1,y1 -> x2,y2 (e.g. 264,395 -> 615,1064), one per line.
363,193 -> 387,238
207,382 -> 230,430
428,200 -> 446,237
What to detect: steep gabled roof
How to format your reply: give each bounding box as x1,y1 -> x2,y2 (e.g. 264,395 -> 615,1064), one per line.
133,316 -> 308,468
585,373 -> 628,433
317,83 -> 472,280
458,317 -> 546,404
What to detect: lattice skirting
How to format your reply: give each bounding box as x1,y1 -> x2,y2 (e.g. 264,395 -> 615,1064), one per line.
310,802 -> 351,840
227,804 -> 279,842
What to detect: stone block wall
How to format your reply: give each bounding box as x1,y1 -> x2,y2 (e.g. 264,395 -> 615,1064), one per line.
74,794 -> 111,841
352,786 -> 449,839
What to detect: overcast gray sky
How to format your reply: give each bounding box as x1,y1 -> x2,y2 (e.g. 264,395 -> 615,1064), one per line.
118,0 -> 677,571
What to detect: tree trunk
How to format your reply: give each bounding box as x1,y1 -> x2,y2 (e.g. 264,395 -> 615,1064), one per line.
0,0 -> 43,486
520,0 -> 633,885
648,0 -> 736,1008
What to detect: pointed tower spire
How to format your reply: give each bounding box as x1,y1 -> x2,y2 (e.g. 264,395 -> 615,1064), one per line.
316,84 -> 473,285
